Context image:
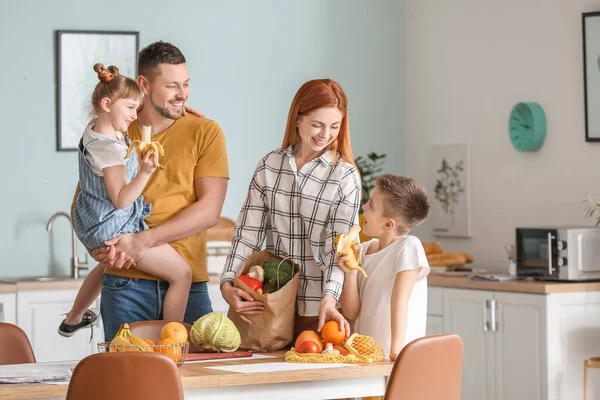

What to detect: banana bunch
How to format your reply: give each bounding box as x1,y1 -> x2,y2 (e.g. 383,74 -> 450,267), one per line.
124,125 -> 165,170
335,225 -> 368,278
110,323 -> 153,352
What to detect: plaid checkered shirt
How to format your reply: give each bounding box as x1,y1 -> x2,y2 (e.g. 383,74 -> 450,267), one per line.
221,146 -> 361,316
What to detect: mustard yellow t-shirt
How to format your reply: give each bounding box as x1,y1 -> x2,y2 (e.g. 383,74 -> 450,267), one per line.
106,116 -> 229,282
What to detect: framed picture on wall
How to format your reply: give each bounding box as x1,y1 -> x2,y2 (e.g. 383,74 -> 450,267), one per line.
429,142 -> 472,238
583,12 -> 600,142
55,30 -> 139,151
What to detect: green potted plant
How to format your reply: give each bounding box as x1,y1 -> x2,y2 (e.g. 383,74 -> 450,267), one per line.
355,152 -> 386,241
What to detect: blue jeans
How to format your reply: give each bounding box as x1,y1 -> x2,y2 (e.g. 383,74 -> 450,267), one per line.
100,274 -> 213,340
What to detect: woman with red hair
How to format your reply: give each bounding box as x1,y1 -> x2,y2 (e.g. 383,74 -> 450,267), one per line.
221,79 -> 361,338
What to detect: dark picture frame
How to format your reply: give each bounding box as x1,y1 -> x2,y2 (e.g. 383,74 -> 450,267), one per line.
55,30 -> 139,151
583,12 -> 600,142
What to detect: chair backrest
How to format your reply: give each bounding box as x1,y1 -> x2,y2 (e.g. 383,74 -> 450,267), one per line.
0,322 -> 36,365
385,333 -> 464,400
66,352 -> 184,400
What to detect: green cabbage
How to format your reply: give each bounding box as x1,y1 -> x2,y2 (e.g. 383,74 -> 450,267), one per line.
263,257 -> 294,293
190,312 -> 241,352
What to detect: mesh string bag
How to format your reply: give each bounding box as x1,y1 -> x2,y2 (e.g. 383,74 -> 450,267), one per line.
285,333 -> 385,364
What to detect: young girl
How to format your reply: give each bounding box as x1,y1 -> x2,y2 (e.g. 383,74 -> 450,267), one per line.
58,63 -> 192,337
338,174 -> 431,360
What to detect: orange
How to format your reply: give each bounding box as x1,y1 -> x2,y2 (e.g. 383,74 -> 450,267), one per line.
143,338 -> 155,346
321,320 -> 345,345
161,322 -> 188,344
295,330 -> 323,353
156,337 -> 182,363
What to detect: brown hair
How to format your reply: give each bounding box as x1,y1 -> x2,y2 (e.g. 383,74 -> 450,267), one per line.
91,63 -> 142,115
281,79 -> 355,167
138,41 -> 186,82
375,174 -> 430,233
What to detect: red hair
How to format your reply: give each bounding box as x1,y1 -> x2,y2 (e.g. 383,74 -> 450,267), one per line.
281,79 -> 355,167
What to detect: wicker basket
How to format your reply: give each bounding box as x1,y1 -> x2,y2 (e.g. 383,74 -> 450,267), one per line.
97,341 -> 189,366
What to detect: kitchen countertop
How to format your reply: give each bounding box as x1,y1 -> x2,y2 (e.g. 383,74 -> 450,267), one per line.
428,273 -> 600,294
0,275 -> 223,292
0,351 -> 393,400
0,282 -> 16,293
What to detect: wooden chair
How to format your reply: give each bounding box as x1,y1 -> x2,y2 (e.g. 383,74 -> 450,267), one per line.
384,333 -> 464,400
0,322 -> 36,365
66,352 -> 184,400
584,357 -> 600,400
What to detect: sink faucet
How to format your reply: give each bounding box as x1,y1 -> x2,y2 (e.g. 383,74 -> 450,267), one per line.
47,212 -> 88,279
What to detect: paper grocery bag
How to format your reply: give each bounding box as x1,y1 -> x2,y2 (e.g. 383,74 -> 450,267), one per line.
227,250 -> 300,351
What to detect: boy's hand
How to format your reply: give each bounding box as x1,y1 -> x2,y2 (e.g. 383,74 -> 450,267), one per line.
336,243 -> 361,275
138,148 -> 157,174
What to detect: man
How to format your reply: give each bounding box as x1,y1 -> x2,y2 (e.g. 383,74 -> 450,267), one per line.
73,41 -> 229,339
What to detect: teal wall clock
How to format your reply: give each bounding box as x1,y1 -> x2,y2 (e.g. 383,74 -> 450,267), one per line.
508,102 -> 547,152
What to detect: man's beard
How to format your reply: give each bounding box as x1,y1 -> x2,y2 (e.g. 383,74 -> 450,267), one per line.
149,93 -> 183,120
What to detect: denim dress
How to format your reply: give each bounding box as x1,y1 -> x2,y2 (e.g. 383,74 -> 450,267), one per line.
73,135 -> 152,250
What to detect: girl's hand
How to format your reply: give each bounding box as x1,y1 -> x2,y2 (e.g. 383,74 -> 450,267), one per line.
138,148 -> 157,174
182,103 -> 205,118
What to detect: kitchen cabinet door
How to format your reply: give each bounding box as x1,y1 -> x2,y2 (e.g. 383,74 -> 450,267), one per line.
426,315 -> 444,336
443,288 -> 495,400
493,292 -> 547,400
0,292 -> 16,324
16,289 -> 102,362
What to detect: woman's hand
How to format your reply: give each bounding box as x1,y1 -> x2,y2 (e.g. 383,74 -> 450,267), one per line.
317,294 -> 351,339
138,148 -> 157,175
221,282 -> 265,324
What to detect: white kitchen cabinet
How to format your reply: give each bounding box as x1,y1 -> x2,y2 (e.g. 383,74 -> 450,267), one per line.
425,315 -> 444,336
546,292 -> 600,400
443,289 -> 547,400
0,292 -> 16,324
208,282 -> 229,315
436,286 -> 600,400
426,286 -> 445,337
493,292 -> 547,400
443,289 -> 495,400
16,289 -> 102,362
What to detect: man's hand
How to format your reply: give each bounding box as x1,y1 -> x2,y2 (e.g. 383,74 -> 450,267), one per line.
100,231 -> 151,269
221,282 -> 264,324
91,244 -> 133,270
317,294 -> 351,339
182,103 -> 205,118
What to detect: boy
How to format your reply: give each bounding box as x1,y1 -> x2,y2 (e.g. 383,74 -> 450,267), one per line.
338,174 -> 430,360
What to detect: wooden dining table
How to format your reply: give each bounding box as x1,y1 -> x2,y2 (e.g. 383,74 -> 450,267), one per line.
0,351 -> 394,399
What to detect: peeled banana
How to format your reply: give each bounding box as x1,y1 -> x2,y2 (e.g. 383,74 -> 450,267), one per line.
109,323 -> 151,352
335,225 -> 368,278
124,125 -> 165,170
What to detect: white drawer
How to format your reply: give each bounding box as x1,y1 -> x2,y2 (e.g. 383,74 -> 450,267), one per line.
428,286 -> 443,316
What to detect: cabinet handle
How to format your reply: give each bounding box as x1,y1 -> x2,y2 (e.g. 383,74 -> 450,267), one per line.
490,299 -> 498,332
483,300 -> 490,331
0,303 -> 4,323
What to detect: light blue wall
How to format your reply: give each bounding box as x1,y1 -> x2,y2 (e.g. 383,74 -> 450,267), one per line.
0,0 -> 404,278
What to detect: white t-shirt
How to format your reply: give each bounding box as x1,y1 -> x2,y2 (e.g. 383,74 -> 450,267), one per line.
353,235 -> 430,358
82,120 -> 128,176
